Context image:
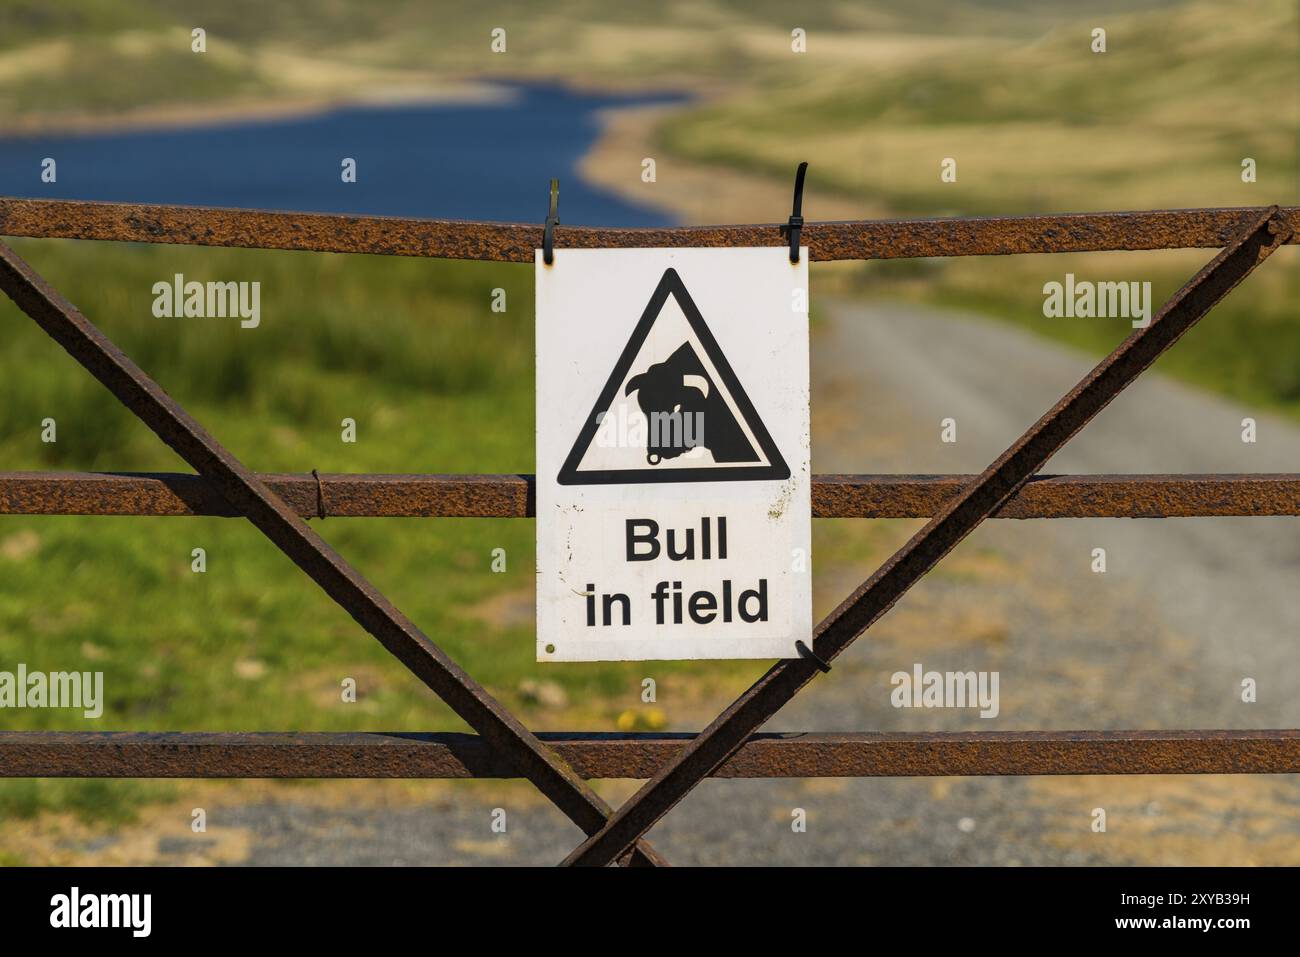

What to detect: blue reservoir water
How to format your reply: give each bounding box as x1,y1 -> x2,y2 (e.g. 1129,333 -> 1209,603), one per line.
0,84 -> 682,226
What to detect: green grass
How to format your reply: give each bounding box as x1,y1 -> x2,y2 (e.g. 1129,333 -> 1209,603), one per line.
0,778 -> 172,826
0,42 -> 270,117
0,240 -> 805,821
0,2 -> 162,51
0,1 -> 1185,119
657,0 -> 1298,215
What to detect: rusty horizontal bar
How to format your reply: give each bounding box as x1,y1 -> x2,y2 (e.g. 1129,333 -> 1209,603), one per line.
0,471 -> 533,518
820,474 -> 1300,518
3,472 -> 1300,519
1,730 -> 1296,778
2,198 -> 1297,262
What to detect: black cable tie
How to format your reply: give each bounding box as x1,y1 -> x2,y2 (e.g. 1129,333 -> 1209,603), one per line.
543,178 -> 560,266
795,639 -> 831,673
311,468 -> 327,520
779,161 -> 808,264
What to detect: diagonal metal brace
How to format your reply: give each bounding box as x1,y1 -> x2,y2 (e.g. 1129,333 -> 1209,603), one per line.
0,239 -> 667,867
561,205 -> 1294,866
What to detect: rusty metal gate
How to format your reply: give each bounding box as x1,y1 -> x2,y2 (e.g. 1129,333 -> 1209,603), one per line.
0,196 -> 1297,866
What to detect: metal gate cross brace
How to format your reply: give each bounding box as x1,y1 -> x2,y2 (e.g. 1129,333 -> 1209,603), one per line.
0,240 -> 669,867
561,205 -> 1293,866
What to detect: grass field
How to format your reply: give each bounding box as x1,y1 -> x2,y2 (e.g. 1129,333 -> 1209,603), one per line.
0,239 -> 897,826
0,241 -> 544,820
0,2 -> 1176,121
657,0 -> 1297,215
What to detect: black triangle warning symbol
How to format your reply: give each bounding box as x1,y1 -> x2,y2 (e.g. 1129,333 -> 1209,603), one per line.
557,268 -> 790,486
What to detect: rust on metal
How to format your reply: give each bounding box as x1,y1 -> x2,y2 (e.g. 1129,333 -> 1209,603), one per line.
2,197 -> 1297,262
3,730 -> 1296,779
0,239 -> 666,868
0,472 -> 535,518
562,207 -> 1296,866
814,473 -> 1300,519
4,471 -> 1300,519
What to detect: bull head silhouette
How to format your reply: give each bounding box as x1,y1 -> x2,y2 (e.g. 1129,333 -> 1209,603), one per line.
625,342 -> 760,465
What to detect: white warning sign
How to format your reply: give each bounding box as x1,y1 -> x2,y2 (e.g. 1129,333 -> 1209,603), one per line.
536,247 -> 811,661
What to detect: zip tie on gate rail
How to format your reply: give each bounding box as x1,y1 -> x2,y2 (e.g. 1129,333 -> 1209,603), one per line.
795,639 -> 831,673
779,162 -> 809,264
543,178 -> 560,265
311,468 -> 327,520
